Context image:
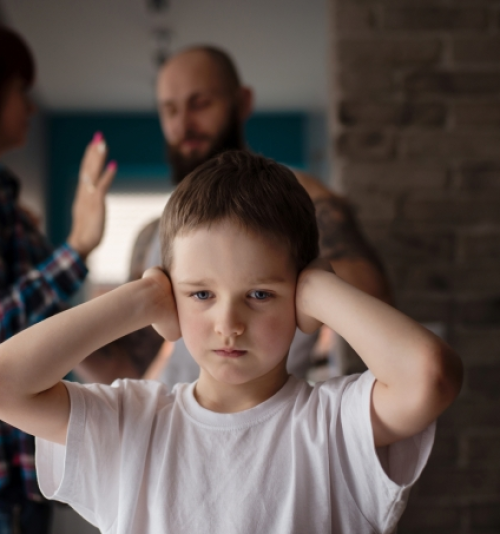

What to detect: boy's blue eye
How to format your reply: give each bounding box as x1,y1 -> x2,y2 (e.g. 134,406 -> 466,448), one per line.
193,291 -> 211,300
249,290 -> 271,300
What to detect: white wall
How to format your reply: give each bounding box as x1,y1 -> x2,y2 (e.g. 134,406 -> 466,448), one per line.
1,0 -> 328,111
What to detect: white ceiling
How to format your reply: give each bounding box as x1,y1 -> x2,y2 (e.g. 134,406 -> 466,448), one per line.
1,0 -> 328,111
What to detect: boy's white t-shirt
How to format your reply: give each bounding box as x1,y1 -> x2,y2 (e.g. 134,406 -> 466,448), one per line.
36,372 -> 434,534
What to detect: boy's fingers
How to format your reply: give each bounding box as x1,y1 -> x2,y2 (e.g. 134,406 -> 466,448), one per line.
306,257 -> 334,274
142,267 -> 173,294
142,266 -> 167,280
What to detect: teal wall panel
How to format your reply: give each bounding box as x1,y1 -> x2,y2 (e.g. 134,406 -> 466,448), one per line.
245,113 -> 306,169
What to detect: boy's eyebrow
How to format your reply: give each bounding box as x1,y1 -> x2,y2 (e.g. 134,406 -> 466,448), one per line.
177,276 -> 288,286
249,276 -> 289,285
176,279 -> 212,287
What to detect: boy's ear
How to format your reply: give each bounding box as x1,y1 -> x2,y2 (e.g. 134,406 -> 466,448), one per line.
142,266 -> 169,280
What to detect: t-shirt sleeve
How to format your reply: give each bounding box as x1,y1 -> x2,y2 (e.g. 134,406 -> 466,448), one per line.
334,371 -> 435,533
35,379 -> 170,532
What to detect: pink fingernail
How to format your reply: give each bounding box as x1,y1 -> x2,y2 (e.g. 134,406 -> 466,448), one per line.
107,160 -> 117,170
92,131 -> 103,144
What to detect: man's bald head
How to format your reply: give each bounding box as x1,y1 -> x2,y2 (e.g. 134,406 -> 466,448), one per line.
156,45 -> 253,185
164,46 -> 242,94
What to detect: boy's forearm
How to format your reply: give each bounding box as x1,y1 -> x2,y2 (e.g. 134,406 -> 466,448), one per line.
0,278 -> 162,397
330,258 -> 393,305
297,270 -> 461,392
298,269 -> 462,444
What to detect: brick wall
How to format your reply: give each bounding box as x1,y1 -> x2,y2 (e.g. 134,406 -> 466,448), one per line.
329,1 -> 500,532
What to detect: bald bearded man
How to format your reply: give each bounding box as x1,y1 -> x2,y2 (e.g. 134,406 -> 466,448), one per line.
76,46 -> 391,386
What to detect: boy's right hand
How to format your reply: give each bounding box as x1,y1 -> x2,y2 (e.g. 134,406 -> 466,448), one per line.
142,267 -> 181,342
295,258 -> 335,334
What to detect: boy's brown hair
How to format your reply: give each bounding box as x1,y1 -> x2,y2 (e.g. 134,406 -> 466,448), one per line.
160,150 -> 319,272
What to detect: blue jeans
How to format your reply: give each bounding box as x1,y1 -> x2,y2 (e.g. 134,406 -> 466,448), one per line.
0,500 -> 52,534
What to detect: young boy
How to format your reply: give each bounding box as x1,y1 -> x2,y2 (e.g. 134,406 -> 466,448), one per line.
0,151 -> 462,534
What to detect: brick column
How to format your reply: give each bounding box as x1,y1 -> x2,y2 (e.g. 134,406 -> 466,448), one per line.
329,1 -> 500,531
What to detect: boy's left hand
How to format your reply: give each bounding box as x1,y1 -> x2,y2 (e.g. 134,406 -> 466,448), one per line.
295,258 -> 334,334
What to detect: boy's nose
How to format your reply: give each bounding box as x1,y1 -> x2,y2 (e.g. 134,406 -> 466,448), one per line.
214,305 -> 245,339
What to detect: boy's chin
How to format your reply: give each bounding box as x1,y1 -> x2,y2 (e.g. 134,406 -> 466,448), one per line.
204,368 -> 257,386
204,361 -> 289,388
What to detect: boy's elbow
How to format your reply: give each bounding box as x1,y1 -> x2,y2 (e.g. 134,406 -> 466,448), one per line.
422,344 -> 463,413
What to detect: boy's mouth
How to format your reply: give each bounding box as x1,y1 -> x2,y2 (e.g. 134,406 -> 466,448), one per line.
213,349 -> 247,358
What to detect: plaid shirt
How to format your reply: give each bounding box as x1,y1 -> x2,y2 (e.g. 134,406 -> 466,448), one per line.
0,166 -> 87,501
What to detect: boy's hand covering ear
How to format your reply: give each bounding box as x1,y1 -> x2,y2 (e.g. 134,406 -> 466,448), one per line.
142,267 -> 181,341
295,258 -> 335,334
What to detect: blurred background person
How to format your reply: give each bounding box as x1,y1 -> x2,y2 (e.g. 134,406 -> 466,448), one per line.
0,26 -> 115,534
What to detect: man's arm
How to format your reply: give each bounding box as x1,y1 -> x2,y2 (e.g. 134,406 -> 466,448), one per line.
0,272 -> 179,445
143,340 -> 174,380
294,171 -> 392,304
296,260 -> 463,447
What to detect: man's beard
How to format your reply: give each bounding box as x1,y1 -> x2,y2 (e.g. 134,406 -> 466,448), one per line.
167,107 -> 244,185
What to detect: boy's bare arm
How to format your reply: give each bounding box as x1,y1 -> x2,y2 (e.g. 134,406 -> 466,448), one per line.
296,260 -> 463,447
0,271 -> 179,445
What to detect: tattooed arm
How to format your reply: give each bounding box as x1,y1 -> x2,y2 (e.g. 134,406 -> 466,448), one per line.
74,220 -> 164,383
294,171 -> 392,304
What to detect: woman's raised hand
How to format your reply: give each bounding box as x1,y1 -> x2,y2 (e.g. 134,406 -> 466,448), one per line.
67,132 -> 116,261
